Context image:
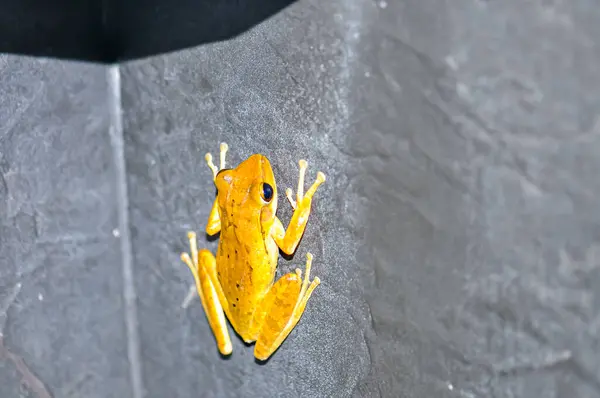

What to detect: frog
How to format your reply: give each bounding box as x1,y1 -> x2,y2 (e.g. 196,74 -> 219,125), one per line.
181,142 -> 326,361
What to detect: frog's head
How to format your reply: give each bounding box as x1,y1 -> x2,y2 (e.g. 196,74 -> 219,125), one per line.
215,153 -> 277,223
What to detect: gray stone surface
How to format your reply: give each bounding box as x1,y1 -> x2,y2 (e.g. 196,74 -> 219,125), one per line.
0,58 -> 131,397
2,0 -> 600,397
120,6 -> 371,396
121,0 -> 600,396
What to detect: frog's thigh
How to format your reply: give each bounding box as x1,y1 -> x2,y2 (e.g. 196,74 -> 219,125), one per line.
253,255 -> 320,361
182,247 -> 232,356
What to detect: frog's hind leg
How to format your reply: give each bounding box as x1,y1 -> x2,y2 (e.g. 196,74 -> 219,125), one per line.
252,253 -> 320,361
181,232 -> 233,356
183,143 -> 229,307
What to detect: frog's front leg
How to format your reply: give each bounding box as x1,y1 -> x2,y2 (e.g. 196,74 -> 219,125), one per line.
250,253 -> 320,361
273,159 -> 326,255
204,142 -> 229,235
181,232 -> 233,356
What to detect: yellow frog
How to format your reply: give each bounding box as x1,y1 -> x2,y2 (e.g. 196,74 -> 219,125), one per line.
181,142 -> 326,361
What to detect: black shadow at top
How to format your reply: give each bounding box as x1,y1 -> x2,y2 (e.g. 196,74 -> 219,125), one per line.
0,0 -> 297,63
0,0 -> 108,62
115,0 -> 297,62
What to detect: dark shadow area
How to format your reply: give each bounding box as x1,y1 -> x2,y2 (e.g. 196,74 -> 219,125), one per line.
280,251 -> 294,262
0,0 -> 110,62
116,0 -> 297,61
0,0 -> 297,63
206,233 -> 220,243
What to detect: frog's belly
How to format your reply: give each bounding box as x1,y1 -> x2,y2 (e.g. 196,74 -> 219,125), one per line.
215,239 -> 278,336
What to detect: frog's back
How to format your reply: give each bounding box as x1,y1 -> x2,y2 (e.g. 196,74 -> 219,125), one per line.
215,199 -> 279,334
210,153 -> 279,337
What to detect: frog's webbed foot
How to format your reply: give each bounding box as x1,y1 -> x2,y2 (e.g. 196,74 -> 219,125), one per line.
285,159 -> 326,210
251,253 -> 321,361
205,142 -> 229,180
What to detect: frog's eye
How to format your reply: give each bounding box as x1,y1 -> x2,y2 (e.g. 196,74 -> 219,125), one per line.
261,183 -> 274,202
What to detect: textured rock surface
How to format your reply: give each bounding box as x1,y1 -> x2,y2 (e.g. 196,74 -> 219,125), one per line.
2,0 -> 600,397
0,58 -> 131,397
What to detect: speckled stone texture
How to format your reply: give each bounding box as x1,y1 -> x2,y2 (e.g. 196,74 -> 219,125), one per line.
0,59 -> 131,397
2,0 -> 600,397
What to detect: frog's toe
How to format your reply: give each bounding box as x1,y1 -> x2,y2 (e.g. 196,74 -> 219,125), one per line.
205,153 -> 218,179
304,170 -> 326,200
219,142 -> 229,170
316,171 -> 326,184
180,284 -> 198,309
205,142 -> 230,179
291,158 -> 326,203
286,187 -> 297,209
